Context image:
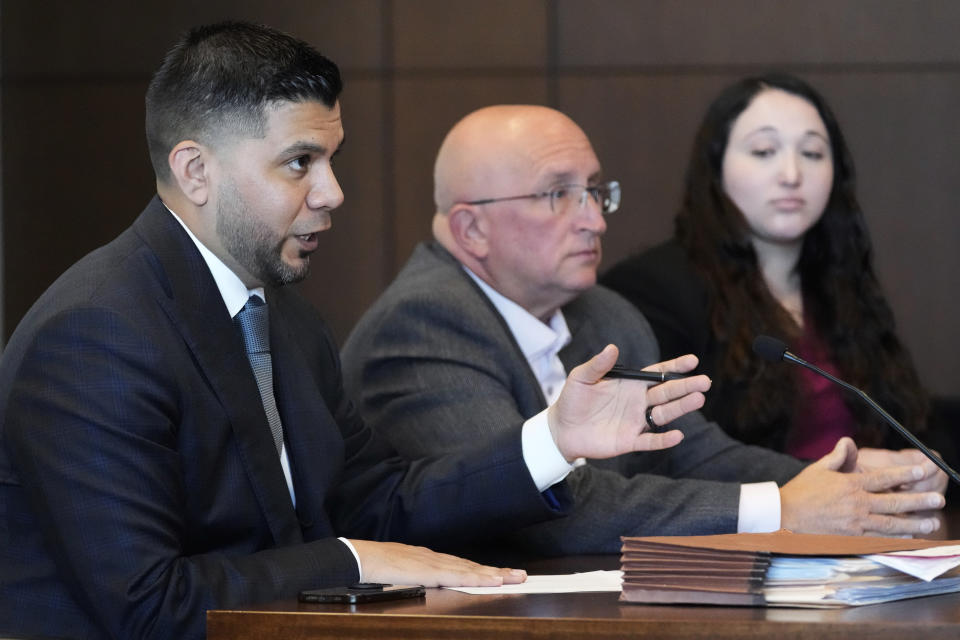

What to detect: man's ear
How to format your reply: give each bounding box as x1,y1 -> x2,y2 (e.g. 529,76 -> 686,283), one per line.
447,204 -> 490,259
167,141 -> 211,206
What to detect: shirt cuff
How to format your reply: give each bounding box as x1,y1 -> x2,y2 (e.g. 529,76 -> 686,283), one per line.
737,481 -> 781,533
521,408 -> 577,492
338,537 -> 363,581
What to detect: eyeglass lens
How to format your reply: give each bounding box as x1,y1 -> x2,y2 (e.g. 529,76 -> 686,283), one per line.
550,182 -> 620,215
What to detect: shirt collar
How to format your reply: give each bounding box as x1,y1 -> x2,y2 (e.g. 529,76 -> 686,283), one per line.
463,266 -> 571,362
164,204 -> 265,317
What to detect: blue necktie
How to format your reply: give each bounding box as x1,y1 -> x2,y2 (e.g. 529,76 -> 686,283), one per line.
234,296 -> 284,455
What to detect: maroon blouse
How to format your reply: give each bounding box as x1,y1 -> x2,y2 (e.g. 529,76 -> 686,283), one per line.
784,321 -> 857,460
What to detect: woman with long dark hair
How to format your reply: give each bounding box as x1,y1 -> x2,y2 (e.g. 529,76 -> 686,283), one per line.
602,73 -> 931,459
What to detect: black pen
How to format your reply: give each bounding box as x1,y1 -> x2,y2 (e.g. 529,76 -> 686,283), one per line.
603,364 -> 691,383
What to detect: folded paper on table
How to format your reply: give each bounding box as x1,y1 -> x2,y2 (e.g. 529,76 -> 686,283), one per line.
866,545 -> 960,581
621,530 -> 960,608
446,570 -> 623,595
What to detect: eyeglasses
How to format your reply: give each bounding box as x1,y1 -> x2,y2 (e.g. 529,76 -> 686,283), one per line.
463,180 -> 621,215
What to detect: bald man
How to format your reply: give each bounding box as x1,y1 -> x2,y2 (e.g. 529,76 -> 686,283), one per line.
341,105 -> 946,554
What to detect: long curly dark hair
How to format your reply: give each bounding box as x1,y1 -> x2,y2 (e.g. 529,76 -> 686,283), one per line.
675,72 -> 928,446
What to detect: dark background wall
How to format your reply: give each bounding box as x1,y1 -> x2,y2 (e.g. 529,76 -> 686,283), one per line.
3,0 -> 959,398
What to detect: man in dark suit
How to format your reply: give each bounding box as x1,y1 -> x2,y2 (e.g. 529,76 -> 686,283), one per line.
0,25 -> 710,640
340,104 -> 947,555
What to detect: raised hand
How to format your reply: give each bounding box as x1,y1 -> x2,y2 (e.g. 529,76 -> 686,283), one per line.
548,345 -> 710,462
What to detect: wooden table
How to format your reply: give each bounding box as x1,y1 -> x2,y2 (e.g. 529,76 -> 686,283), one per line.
208,511 -> 960,639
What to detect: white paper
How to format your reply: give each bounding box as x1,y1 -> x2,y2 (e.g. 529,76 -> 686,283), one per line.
865,544 -> 960,582
445,570 -> 623,595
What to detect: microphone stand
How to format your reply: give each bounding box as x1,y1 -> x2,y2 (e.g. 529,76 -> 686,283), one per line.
782,350 -> 960,487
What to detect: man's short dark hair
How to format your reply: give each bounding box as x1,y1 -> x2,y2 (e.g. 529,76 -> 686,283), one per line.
145,21 -> 342,182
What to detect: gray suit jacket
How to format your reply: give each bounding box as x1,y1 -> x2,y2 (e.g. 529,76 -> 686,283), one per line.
341,243 -> 805,554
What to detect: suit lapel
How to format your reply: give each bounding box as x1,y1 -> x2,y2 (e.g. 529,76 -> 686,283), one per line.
133,198 -> 302,546
558,301 -> 595,373
426,243 -> 548,413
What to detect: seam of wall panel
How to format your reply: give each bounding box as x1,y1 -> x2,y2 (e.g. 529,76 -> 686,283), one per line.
1,0 -> 5,350
382,0 -> 397,280
546,0 -> 559,107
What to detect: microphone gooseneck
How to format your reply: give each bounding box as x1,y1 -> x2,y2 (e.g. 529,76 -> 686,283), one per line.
752,335 -> 960,487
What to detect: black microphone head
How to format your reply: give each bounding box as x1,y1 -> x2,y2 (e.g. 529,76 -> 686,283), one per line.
753,335 -> 788,363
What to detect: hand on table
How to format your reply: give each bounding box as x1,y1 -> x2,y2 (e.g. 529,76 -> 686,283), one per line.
348,540 -> 527,587
857,447 -> 949,495
780,437 -> 945,537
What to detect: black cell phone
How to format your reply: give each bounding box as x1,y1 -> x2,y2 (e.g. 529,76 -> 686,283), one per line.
298,583 -> 426,604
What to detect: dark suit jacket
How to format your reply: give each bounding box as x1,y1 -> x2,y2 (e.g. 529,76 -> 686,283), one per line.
0,198 -> 567,640
340,242 -> 804,556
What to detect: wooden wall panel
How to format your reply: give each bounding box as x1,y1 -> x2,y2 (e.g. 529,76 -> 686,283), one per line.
390,77 -> 550,274
392,0 -> 548,69
556,0 -> 960,66
2,82 -> 155,332
3,0 -> 383,75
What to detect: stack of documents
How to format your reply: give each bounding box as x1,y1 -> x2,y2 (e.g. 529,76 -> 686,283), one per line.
620,530 -> 960,607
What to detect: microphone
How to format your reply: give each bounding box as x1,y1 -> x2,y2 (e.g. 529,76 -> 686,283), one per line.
752,335 -> 960,486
